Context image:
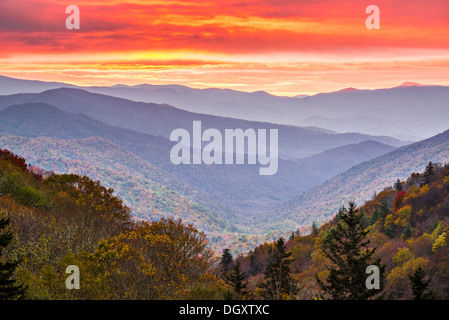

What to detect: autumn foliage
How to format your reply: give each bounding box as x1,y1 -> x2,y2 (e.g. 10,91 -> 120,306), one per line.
1,149 -> 449,300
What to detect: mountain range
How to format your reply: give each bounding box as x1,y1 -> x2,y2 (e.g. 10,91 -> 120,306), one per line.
1,75 -> 449,250
263,128 -> 449,234
0,100 -> 400,215
2,75 -> 449,140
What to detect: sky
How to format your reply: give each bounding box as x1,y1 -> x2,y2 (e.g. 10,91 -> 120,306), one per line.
1,0 -> 448,96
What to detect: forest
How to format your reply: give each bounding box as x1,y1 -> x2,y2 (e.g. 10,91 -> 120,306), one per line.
0,149 -> 448,300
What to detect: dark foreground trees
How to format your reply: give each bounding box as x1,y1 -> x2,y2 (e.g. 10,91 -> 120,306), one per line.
0,216 -> 25,300
409,266 -> 437,300
317,202 -> 385,300
258,237 -> 298,299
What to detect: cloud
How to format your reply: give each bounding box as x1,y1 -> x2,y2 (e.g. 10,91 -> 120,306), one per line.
1,0 -> 449,94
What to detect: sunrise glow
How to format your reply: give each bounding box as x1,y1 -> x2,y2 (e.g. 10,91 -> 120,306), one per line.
1,0 -> 449,95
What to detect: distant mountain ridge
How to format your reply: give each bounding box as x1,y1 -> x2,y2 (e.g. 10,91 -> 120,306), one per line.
0,88 -> 406,159
1,75 -> 447,140
0,101 -> 401,231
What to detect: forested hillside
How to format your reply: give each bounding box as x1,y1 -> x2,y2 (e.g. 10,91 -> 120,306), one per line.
233,161 -> 449,299
0,149 -> 227,299
1,148 -> 448,300
266,128 -> 449,234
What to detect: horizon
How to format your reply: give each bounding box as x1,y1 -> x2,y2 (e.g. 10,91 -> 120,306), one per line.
0,74 -> 442,98
1,0 -> 448,96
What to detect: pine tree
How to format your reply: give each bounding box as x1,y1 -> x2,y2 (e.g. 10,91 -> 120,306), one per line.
312,221 -> 320,236
0,217 -> 25,300
225,260 -> 247,296
258,237 -> 297,300
249,251 -> 262,276
409,266 -> 437,300
394,178 -> 403,191
370,200 -> 391,225
219,248 -> 234,277
317,202 -> 385,300
421,161 -> 435,187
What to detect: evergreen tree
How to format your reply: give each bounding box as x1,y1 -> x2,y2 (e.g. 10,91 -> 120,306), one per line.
0,217 -> 25,300
402,223 -> 412,240
219,248 -> 234,277
225,260 -> 247,296
249,251 -> 263,276
409,266 -> 437,300
289,228 -> 300,240
317,202 -> 385,300
421,161 -> 435,187
258,237 -> 297,300
370,208 -> 382,226
394,178 -> 403,191
312,221 -> 320,236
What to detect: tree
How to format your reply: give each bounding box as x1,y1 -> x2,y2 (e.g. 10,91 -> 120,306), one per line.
317,202 -> 385,300
421,161 -> 435,187
90,218 -> 213,299
394,178 -> 403,191
409,266 -> 437,300
225,260 -> 247,296
0,217 -> 26,300
312,221 -> 320,236
219,248 -> 234,277
248,251 -> 263,276
258,237 -> 297,299
370,200 -> 391,226
0,149 -> 27,173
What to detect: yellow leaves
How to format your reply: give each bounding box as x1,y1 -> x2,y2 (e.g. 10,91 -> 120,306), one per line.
431,221 -> 447,239
396,205 -> 412,227
385,205 -> 412,228
406,185 -> 419,198
384,214 -> 395,228
386,257 -> 429,294
417,208 -> 426,217
432,232 -> 448,252
419,184 -> 430,195
392,247 -> 415,266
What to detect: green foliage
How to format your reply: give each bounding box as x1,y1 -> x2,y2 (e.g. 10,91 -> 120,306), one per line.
225,260 -> 247,297
421,161 -> 435,187
14,185 -> 46,207
258,237 -> 298,300
409,266 -> 437,300
219,248 -> 234,277
316,202 -> 385,300
0,215 -> 26,300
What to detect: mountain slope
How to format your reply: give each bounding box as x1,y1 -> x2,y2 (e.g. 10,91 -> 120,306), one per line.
0,134 -> 239,237
294,140 -> 397,182
0,104 -> 235,220
0,88 -> 406,160
0,75 -> 76,95
0,102 -> 405,215
262,128 -> 449,233
0,103 -> 325,214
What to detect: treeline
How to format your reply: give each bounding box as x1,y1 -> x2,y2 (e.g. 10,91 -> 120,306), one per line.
223,161 -> 449,299
1,149 -> 448,300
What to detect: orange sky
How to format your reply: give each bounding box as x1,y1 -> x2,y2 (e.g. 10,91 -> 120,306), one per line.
1,0 -> 449,95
